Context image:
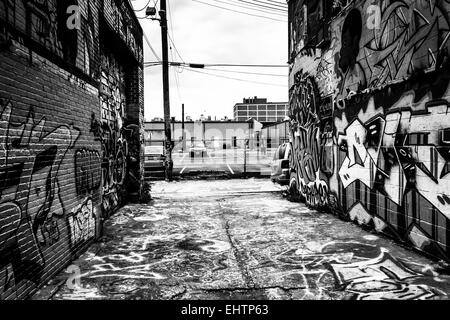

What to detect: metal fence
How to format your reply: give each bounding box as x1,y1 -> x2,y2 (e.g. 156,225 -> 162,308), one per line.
144,138 -> 286,180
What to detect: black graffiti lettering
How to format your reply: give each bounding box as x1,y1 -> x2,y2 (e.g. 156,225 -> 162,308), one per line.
75,149 -> 101,196
0,99 -> 79,293
67,198 -> 96,248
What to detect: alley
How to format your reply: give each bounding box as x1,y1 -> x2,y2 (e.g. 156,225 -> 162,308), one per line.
34,179 -> 450,300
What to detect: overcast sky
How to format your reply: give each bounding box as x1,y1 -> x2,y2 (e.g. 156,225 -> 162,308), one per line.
131,0 -> 289,121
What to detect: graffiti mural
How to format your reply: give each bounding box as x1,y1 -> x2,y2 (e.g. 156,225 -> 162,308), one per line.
75,149 -> 102,196
0,0 -> 96,73
67,198 -> 97,248
268,240 -> 446,300
329,248 -> 445,300
335,0 -> 450,103
289,0 -> 450,260
334,92 -> 450,258
89,48 -> 129,215
289,70 -> 333,208
0,0 -> 143,301
360,0 -> 450,89
0,98 -> 80,298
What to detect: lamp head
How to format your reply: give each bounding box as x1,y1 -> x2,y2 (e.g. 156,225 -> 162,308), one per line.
145,7 -> 157,16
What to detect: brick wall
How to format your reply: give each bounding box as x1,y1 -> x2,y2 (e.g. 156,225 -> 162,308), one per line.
0,0 -> 143,299
288,0 -> 450,261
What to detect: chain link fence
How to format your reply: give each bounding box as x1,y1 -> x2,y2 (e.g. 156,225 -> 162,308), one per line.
144,138 -> 287,180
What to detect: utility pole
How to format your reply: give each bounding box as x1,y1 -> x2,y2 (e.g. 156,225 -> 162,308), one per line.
160,0 -> 173,181
182,103 -> 186,153
244,139 -> 248,179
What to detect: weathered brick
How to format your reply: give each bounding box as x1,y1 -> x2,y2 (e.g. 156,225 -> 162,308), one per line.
0,0 -> 143,300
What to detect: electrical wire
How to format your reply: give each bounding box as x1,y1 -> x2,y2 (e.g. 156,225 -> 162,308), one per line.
143,32 -> 162,62
133,0 -> 152,12
184,68 -> 287,87
239,0 -> 287,11
191,0 -> 287,22
144,61 -> 288,68
169,37 -> 183,102
205,0 -> 287,16
203,67 -> 288,77
259,0 -> 287,6
167,0 -> 181,60
167,0 -> 184,102
130,0 -> 162,61
168,34 -> 185,64
204,63 -> 288,67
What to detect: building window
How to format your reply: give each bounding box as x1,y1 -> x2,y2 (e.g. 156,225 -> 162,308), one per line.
258,105 -> 267,111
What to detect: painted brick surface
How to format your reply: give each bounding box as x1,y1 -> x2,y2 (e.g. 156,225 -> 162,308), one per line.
0,0 -> 143,299
288,0 -> 450,261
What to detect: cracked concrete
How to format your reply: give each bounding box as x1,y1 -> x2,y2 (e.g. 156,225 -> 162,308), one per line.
32,179 -> 450,300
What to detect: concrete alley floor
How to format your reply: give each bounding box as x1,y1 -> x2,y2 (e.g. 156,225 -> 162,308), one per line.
33,179 -> 450,300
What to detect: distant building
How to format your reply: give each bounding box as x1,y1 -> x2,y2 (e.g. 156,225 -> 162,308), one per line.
261,120 -> 290,149
233,97 -> 289,123
145,119 -> 263,150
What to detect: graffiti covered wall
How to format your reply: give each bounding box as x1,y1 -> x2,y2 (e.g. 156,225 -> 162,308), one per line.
0,0 -> 143,299
288,0 -> 450,260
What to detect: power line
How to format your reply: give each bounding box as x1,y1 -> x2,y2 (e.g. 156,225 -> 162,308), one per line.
169,35 -> 183,102
259,0 -> 288,6
168,34 -> 185,64
167,0 -> 184,102
144,61 -> 288,68
167,0 -> 183,61
133,0 -> 152,12
204,63 -> 287,67
131,0 -> 161,61
203,67 -> 288,77
240,0 -> 287,11
191,0 -> 287,22
205,0 -> 287,16
184,68 -> 287,87
143,31 -> 162,62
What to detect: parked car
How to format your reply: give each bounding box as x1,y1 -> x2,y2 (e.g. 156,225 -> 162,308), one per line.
270,143 -> 291,185
189,142 -> 207,158
144,146 -> 166,175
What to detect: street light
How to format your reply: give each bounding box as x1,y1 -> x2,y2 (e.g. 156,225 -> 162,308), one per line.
146,1 -> 173,181
145,7 -> 157,16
